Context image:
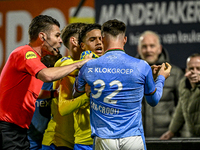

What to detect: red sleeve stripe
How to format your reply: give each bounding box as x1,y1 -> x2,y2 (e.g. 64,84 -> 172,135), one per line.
75,86 -> 85,93
144,88 -> 157,96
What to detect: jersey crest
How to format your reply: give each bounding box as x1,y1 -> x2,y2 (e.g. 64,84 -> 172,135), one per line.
25,51 -> 37,59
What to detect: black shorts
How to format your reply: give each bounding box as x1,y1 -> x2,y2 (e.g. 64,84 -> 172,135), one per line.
0,121 -> 30,150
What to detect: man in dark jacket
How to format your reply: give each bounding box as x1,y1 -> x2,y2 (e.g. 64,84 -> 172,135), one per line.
160,53 -> 200,139
136,30 -> 184,137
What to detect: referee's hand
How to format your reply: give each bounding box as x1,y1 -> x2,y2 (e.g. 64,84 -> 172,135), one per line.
84,53 -> 93,59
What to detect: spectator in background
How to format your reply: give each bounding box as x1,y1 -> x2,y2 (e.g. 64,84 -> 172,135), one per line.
136,30 -> 184,137
0,15 -> 91,150
27,54 -> 62,150
160,53 -> 200,140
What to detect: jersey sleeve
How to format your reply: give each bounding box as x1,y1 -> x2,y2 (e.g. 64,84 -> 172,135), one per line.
59,57 -> 84,76
72,52 -> 98,97
25,52 -> 47,77
41,82 -> 53,90
54,57 -> 90,115
58,91 -> 89,116
144,66 -> 165,107
72,65 -> 87,98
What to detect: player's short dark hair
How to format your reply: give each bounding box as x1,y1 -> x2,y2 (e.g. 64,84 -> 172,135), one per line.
101,19 -> 126,37
78,23 -> 101,45
28,15 -> 60,42
61,23 -> 86,49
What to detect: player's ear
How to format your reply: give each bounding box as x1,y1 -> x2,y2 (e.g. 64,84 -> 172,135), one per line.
80,42 -> 86,50
124,36 -> 127,45
71,37 -> 78,46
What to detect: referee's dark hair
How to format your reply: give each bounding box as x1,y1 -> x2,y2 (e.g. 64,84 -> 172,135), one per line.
28,15 -> 60,42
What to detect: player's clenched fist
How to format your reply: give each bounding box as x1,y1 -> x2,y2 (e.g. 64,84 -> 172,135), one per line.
151,65 -> 161,80
158,62 -> 172,79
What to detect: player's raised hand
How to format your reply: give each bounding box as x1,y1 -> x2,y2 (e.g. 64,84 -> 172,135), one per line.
151,65 -> 161,80
158,62 -> 172,79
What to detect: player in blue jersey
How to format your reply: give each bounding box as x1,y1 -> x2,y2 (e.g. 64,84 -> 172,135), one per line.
73,19 -> 172,150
